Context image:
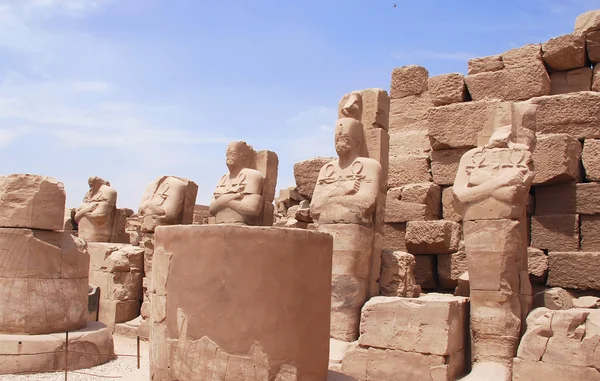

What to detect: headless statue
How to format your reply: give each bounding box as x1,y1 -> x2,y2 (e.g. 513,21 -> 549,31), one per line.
453,120 -> 536,381
74,176 -> 117,242
209,141 -> 264,225
310,117 -> 381,226
139,176 -> 188,232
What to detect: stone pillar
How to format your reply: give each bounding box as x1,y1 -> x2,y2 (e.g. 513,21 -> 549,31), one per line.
0,174 -> 114,375
149,225 -> 333,381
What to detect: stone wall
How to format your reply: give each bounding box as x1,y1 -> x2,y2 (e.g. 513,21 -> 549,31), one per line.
385,11 -> 600,299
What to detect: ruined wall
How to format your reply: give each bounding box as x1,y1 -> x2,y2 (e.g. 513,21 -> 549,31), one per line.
384,11 -> 600,299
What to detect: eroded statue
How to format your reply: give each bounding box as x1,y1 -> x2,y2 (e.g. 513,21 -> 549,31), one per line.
209,141 -> 265,225
453,102 -> 536,381
139,176 -> 194,232
74,176 -> 117,242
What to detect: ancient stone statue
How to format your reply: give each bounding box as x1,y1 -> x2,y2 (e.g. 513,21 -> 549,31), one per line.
209,141 -> 265,225
310,117 -> 381,226
138,176 -> 197,233
310,110 -> 383,342
453,102 -> 536,381
74,176 -> 117,242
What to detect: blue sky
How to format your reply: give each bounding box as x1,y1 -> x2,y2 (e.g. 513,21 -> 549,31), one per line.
0,0 -> 597,209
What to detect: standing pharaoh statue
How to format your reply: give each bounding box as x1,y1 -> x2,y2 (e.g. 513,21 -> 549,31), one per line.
310,95 -> 382,341
453,103 -> 536,381
74,176 -> 117,242
209,141 -> 265,225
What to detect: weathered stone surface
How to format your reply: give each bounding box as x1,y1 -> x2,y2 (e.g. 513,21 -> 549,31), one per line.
531,214 -> 580,252
582,139 -> 600,181
528,247 -> 548,279
465,64 -> 551,101
534,182 -> 600,215
531,92 -> 600,139
573,296 -> 600,308
574,9 -> 600,36
455,272 -> 470,297
388,155 -> 431,187
428,73 -> 467,106
581,215 -> 600,251
548,252 -> 600,290
0,174 -> 65,230
502,44 -> 544,69
153,225 -> 332,380
431,148 -> 470,186
359,294 -> 468,356
542,34 -> 587,72
389,129 -> 431,156
293,157 -> 335,199
405,220 -> 461,255
587,31 -> 600,63
513,358 -> 600,381
382,223 -> 406,252
531,134 -> 582,185
414,255 -> 437,289
385,183 -> 440,223
389,92 -> 433,132
390,65 -> 428,99
550,67 -> 592,94
427,100 -> 511,150
442,186 -> 462,222
594,64 -> 600,90
438,249 -> 467,289
0,321 -> 115,375
380,251 -> 420,297
468,54 -> 504,75
532,288 -> 573,310
88,243 -> 144,273
98,299 -> 141,326
338,88 -> 390,131
140,175 -> 198,232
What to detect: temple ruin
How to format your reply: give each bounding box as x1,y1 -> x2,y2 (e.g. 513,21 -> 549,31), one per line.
2,8 -> 600,381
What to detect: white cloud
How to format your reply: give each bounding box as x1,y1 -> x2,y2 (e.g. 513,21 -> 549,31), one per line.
0,125 -> 32,146
285,106 -> 337,125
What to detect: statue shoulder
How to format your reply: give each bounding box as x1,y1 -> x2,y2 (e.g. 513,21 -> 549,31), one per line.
101,185 -> 118,202
356,157 -> 381,176
241,168 -> 264,182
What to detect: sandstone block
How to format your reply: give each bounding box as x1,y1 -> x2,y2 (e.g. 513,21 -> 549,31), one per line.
542,34 -> 587,72
550,67 -> 592,94
532,287 -> 573,310
468,54 -> 504,75
359,294 -> 468,356
581,215 -> 600,251
502,44 -> 544,69
455,272 -> 470,297
574,9 -> 600,36
573,296 -> 600,308
388,155 -> 431,187
390,65 -> 428,99
152,225 -> 333,379
465,64 -> 551,101
594,64 -> 600,90
442,187 -> 462,222
385,183 -> 440,223
531,214 -> 579,252
431,149 -> 470,185
405,220 -> 461,255
253,150 -> 278,203
427,100 -> 511,150
513,358 -> 600,381
389,92 -> 433,131
415,254 -> 437,289
380,251 -> 419,297
528,247 -> 548,280
389,129 -> 431,156
98,299 -> 141,326
548,252 -> 600,290
582,139 -> 600,181
428,73 -> 467,106
531,134 -> 582,185
535,182 -> 600,215
293,157 -> 335,199
88,243 -> 144,273
437,249 -> 467,289
587,31 -> 600,63
531,92 -> 600,139
0,174 -> 65,230
382,222 -> 406,252
338,88 -> 390,131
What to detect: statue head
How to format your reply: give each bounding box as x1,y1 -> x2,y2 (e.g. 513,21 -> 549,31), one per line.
225,141 -> 253,170
340,92 -> 362,120
485,126 -> 511,149
87,176 -> 109,189
334,118 -> 365,157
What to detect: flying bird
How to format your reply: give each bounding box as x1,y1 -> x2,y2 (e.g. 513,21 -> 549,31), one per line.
393,3 -> 396,7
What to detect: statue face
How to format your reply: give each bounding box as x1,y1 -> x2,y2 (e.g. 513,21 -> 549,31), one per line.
226,143 -> 245,167
334,119 -> 361,156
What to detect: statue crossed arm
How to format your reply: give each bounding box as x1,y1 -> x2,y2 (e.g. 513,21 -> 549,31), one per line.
209,169 -> 264,222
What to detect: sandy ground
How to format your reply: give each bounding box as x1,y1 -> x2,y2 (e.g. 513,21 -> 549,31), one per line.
3,334 -> 355,380
3,334 -> 149,381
